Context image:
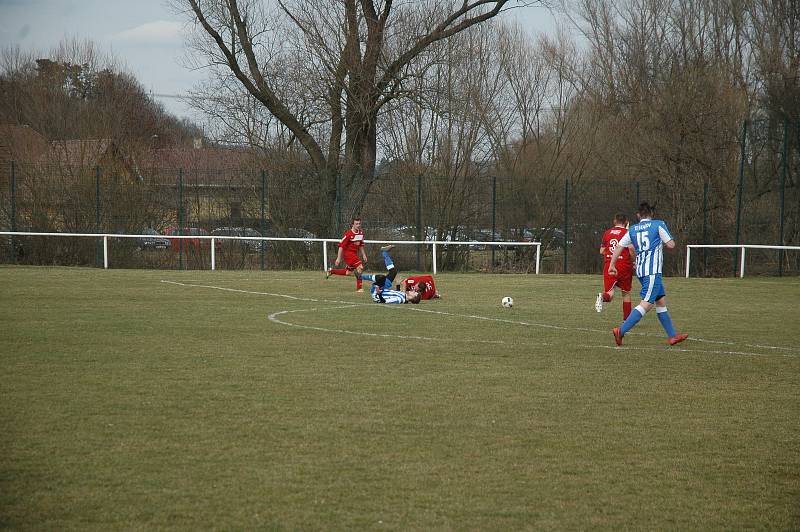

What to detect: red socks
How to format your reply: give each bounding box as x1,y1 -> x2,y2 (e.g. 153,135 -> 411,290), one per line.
623,301 -> 632,320
356,277 -> 363,290
602,292 -> 612,302
329,268 -> 348,276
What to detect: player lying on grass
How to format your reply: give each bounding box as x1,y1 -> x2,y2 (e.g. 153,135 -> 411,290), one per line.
361,245 -> 422,304
397,274 -> 441,300
608,202 -> 688,347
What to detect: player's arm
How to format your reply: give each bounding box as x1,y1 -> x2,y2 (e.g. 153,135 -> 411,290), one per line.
375,285 -> 386,303
360,244 -> 368,262
334,234 -> 349,265
658,225 -> 675,249
599,246 -> 607,256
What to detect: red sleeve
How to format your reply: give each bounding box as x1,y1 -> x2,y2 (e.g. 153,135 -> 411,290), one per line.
339,229 -> 352,249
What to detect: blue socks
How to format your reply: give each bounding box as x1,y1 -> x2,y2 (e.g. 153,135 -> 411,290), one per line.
657,307 -> 677,337
619,306 -> 677,337
382,250 -> 395,270
620,306 -> 645,335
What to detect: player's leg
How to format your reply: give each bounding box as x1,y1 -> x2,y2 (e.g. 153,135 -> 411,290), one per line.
597,269 -> 616,312
621,290 -> 632,320
618,269 -> 633,320
380,245 -> 395,270
355,264 -> 364,291
613,276 -> 654,344
654,291 -> 688,346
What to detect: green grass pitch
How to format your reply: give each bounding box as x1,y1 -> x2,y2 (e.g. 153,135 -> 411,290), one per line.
1,266 -> 799,529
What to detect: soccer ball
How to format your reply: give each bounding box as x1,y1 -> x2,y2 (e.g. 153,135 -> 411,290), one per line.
501,296 -> 513,308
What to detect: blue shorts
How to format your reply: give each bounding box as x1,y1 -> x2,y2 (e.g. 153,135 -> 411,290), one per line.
638,274 -> 666,303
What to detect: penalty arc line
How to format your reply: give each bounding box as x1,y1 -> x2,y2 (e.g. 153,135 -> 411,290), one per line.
161,280 -> 799,355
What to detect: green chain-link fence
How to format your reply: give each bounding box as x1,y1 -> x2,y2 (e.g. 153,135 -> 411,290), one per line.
2,120 -> 798,275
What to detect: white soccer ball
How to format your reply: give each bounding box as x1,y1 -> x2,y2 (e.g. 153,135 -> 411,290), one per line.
501,296 -> 513,308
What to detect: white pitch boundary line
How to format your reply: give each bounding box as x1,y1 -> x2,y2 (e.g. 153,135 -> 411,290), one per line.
584,345 -> 796,359
161,280 -> 800,355
268,306 -> 506,345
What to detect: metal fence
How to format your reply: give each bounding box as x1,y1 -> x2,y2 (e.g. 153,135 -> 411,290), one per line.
1,119 -> 797,275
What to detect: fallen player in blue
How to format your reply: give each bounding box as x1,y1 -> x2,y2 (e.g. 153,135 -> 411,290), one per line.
362,245 -> 422,304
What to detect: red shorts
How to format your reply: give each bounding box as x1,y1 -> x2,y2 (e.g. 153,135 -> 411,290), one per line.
603,263 -> 632,292
342,250 -> 363,270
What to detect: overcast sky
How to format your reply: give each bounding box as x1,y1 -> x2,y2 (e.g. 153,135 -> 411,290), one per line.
0,0 -> 557,122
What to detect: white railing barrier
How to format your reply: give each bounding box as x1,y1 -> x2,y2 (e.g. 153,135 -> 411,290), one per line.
685,244 -> 800,278
0,231 -> 541,274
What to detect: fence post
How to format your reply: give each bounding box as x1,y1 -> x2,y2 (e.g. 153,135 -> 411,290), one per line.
779,117 -> 788,276
416,174 -> 422,271
491,175 -> 497,272
336,171 -> 342,236
9,161 -> 16,263
260,170 -> 267,271
702,181 -> 708,274
735,120 -> 747,275
563,178 -> 569,274
178,168 -> 184,271
95,166 -> 101,268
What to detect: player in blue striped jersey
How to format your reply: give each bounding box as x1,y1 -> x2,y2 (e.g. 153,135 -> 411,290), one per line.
363,245 -> 422,304
608,202 -> 688,346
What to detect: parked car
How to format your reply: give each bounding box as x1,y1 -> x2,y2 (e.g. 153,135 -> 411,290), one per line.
211,227 -> 265,253
286,228 -> 317,250
138,228 -> 170,250
165,226 -> 211,252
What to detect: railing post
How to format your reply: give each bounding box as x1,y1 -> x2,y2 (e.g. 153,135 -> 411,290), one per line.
563,179 -> 569,274
260,170 -> 266,271
535,244 -> 540,275
779,117 -> 788,276
735,120 -> 747,275
685,246 -> 691,278
416,174 -> 422,271
103,235 -> 108,269
740,246 -> 746,278
322,241 -> 328,271
95,166 -> 101,268
9,161 -> 16,263
432,242 -> 437,275
211,237 -> 216,271
491,175 -> 497,272
702,182 -> 708,273
178,168 -> 184,271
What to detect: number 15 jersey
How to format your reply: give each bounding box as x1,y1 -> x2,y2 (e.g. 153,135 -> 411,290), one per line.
618,219 -> 673,277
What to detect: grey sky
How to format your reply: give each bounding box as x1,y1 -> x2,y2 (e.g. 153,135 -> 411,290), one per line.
0,0 -> 557,122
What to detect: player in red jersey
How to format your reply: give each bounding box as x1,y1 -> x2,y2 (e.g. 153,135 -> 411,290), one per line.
397,274 -> 440,300
595,213 -> 633,319
327,217 -> 368,292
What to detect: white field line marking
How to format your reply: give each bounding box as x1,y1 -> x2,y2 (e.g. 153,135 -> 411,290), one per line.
583,345 -> 796,359
161,280 -> 800,355
268,306 -> 506,344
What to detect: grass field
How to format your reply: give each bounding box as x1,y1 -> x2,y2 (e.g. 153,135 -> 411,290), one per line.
1,266 -> 799,529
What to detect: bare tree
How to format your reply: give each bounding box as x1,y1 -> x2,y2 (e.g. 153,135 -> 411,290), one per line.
174,0 -> 539,234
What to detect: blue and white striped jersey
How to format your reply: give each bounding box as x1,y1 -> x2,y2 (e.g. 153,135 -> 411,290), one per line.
371,287 -> 406,304
618,218 -> 673,277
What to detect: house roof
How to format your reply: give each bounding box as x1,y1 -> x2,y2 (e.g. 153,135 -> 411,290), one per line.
138,145 -> 258,183
49,139 -> 112,169
0,124 -> 49,167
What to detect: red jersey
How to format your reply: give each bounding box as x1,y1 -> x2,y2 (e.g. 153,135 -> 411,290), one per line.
403,275 -> 437,300
601,226 -> 632,265
338,228 -> 365,254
